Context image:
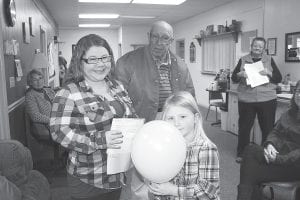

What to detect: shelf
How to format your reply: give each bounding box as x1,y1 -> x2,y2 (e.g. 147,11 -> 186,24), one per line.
194,31 -> 240,46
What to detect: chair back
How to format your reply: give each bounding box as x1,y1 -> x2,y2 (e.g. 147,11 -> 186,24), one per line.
208,91 -> 223,104
29,121 -> 52,143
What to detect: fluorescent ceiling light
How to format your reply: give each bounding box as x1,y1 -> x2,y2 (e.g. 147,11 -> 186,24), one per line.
79,24 -> 111,27
120,15 -> 155,19
132,0 -> 186,5
79,14 -> 119,18
79,0 -> 131,3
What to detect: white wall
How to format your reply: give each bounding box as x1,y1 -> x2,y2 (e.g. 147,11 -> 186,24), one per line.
173,0 -> 264,107
121,25 -> 149,55
59,26 -> 150,65
264,0 -> 300,80
58,28 -> 119,66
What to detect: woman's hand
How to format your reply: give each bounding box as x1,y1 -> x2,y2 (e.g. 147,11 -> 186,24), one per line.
259,68 -> 271,76
237,70 -> 248,78
105,130 -> 123,149
147,182 -> 178,196
264,144 -> 278,164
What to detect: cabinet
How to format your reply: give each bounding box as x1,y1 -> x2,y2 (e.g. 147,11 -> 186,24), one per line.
227,91 -> 239,134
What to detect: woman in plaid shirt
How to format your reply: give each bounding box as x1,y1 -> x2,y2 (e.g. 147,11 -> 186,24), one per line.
50,34 -> 136,200
148,91 -> 220,200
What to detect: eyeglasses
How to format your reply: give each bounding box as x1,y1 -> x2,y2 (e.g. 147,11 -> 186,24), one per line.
81,55 -> 112,64
150,33 -> 173,45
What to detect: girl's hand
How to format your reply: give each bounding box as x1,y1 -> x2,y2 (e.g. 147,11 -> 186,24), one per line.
147,182 -> 178,196
105,130 -> 123,149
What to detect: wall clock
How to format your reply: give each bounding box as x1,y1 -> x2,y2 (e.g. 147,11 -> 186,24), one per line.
5,0 -> 17,27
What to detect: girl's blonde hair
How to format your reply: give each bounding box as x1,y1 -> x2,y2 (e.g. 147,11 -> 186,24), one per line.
162,91 -> 210,142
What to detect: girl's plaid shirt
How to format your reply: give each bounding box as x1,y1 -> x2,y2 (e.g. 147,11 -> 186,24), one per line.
50,78 -> 137,189
160,135 -> 220,200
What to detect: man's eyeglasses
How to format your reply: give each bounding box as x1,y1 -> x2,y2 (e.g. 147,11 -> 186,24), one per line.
81,55 -> 112,64
150,34 -> 173,45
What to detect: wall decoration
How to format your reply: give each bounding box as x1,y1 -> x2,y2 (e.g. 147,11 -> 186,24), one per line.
4,0 -> 17,27
72,44 -> 77,55
9,77 -> 15,88
14,59 -> 23,77
47,42 -> 56,78
285,31 -> 300,62
189,42 -> 196,63
22,22 -> 30,44
29,17 -> 35,36
267,38 -> 277,56
40,26 -> 47,54
241,30 -> 257,52
4,39 -> 19,55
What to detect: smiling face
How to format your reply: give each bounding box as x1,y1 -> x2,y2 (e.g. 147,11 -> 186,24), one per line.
251,40 -> 265,57
81,46 -> 111,82
164,105 -> 196,142
30,73 -> 44,89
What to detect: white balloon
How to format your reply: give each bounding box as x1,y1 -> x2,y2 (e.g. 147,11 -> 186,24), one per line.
131,120 -> 187,183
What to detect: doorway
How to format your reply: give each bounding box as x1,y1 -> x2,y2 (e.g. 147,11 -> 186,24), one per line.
176,39 -> 185,61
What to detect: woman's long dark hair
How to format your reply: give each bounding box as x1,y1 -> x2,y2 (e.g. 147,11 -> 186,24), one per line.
64,34 -> 115,85
288,80 -> 300,117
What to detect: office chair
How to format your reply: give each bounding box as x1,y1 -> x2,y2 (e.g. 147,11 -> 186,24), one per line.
205,90 -> 224,124
261,181 -> 300,200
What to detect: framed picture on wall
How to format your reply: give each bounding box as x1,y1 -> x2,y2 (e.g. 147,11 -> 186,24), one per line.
267,38 -> 277,56
29,17 -> 35,36
22,22 -> 30,44
189,42 -> 196,63
72,44 -> 76,55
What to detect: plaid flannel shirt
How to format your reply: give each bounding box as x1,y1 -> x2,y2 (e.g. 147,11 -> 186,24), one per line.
50,78 -> 136,189
163,134 -> 220,200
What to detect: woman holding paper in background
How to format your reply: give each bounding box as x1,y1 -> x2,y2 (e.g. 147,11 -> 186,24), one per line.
231,37 -> 282,163
50,34 -> 136,200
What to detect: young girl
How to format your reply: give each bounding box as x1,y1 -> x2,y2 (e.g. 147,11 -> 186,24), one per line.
148,91 -> 220,200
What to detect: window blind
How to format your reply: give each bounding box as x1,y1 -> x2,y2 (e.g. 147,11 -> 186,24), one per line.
202,34 -> 235,73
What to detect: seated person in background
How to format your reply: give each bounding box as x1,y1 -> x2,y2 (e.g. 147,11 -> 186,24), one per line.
237,80 -> 300,200
148,91 -> 220,200
59,51 -> 67,86
25,69 -> 55,140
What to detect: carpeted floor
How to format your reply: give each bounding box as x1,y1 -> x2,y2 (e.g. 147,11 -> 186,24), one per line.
42,107 -> 239,200
202,116 -> 240,200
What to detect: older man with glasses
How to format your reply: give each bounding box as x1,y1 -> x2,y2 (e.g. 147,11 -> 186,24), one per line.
114,20 -> 195,124
114,21 -> 195,200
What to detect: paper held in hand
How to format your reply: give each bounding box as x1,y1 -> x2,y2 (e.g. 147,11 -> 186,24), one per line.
107,118 -> 145,175
244,61 -> 269,88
